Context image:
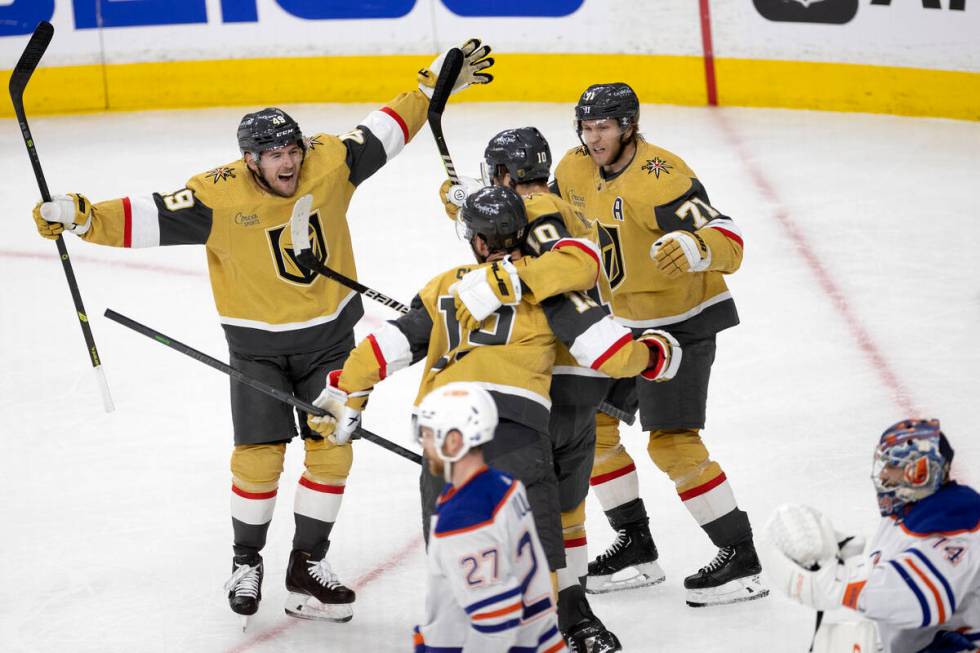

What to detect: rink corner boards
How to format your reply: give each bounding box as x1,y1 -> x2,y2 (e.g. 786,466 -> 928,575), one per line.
1,53 -> 978,121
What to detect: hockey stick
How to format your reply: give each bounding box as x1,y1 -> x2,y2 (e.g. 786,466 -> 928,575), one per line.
10,21 -> 114,413
103,309 -> 422,465
290,194 -> 411,314
290,197 -> 636,425
427,48 -> 465,185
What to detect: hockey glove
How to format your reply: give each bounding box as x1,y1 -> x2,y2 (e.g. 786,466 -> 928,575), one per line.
418,38 -> 494,98
308,370 -> 370,445
451,257 -> 522,331
439,176 -> 483,221
651,230 -> 711,279
637,329 -> 682,382
32,193 -> 92,240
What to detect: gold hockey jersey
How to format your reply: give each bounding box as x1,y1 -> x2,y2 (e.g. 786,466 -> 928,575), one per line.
335,262 -> 651,434
554,138 -> 744,339
77,90 -> 429,354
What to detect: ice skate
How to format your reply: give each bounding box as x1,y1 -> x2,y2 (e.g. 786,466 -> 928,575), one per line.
684,539 -> 769,607
225,553 -> 263,631
586,521 -> 665,594
564,617 -> 623,653
284,549 -> 355,622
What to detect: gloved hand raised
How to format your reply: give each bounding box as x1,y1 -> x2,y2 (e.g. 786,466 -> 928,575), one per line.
418,38 -> 494,98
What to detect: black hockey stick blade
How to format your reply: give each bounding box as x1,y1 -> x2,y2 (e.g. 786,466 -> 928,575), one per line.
9,21 -> 53,102
104,309 -> 422,465
428,47 -> 464,118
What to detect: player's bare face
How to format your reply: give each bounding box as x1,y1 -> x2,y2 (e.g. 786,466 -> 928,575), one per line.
252,144 -> 304,197
420,429 -> 446,476
580,119 -> 634,173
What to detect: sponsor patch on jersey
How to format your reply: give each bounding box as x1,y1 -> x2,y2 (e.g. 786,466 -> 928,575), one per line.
205,166 -> 236,183
641,157 -> 673,179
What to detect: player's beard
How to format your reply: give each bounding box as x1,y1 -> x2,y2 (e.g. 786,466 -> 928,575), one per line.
427,456 -> 446,478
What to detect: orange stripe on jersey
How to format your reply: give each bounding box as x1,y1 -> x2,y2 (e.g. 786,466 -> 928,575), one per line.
122,197 -> 133,248
367,334 -> 387,380
412,631 -> 424,646
592,333 -> 633,370
842,580 -> 866,609
543,640 -> 568,653
678,472 -> 727,501
380,106 -> 409,143
298,476 -> 345,494
435,482 -> 518,538
906,558 -> 946,623
590,462 -> 637,486
472,601 -> 522,620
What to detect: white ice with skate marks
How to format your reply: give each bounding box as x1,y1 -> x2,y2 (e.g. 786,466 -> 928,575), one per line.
1,102 -> 978,652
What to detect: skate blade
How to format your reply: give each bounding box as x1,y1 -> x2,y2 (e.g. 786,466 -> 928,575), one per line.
284,592 -> 354,623
585,560 -> 666,595
685,574 -> 770,607
240,615 -> 250,632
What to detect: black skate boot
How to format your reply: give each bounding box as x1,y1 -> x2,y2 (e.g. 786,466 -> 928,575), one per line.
284,545 -> 355,622
225,553 -> 263,630
564,617 -> 623,653
684,538 -> 769,607
586,520 -> 665,594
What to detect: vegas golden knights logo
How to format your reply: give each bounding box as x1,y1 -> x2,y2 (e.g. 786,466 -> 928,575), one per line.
596,223 -> 626,290
267,212 -> 328,285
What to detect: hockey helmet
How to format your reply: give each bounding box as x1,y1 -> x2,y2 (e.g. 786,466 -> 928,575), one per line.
459,186 -> 529,255
415,383 -> 498,464
574,82 -> 640,134
872,418 -> 953,517
237,108 -> 305,157
482,127 -> 552,186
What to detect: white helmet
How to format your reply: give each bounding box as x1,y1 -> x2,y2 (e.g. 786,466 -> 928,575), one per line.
415,383 -> 498,464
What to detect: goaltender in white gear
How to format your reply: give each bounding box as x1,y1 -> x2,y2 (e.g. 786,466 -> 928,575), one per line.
412,383 -> 566,653
764,419 -> 980,653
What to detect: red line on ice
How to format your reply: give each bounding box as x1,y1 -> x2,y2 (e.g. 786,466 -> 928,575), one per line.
225,535 -> 423,653
712,113 -> 920,418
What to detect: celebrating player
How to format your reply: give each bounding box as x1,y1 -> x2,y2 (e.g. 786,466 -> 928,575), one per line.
552,82 -> 764,606
306,186 -> 679,613
441,126 -> 637,650
766,419 -> 980,653
30,39 -> 495,625
410,382 -> 567,652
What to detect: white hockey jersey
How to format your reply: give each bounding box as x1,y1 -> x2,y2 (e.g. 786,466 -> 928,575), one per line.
850,482 -> 980,653
413,466 -> 566,653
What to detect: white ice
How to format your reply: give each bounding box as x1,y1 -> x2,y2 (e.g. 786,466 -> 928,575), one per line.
1,101 -> 978,653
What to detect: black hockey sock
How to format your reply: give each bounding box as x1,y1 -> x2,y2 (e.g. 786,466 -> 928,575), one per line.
701,507 -> 752,549
557,585 -> 597,633
605,498 -> 649,530
292,514 -> 334,554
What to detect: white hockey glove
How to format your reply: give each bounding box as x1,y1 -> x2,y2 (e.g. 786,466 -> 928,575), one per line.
637,329 -> 682,382
32,193 -> 92,239
450,257 -> 522,331
439,176 -> 484,221
308,370 -> 369,445
763,504 -> 869,612
418,38 -> 494,98
651,230 -> 711,279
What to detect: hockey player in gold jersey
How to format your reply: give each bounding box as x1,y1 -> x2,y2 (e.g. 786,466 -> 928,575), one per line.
553,82 -> 767,607
30,40 -> 495,625
306,187 -> 679,611
441,127 -> 635,651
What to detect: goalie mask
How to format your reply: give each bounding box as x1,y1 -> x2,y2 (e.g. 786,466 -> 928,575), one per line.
415,383 -> 498,478
873,418 -> 953,517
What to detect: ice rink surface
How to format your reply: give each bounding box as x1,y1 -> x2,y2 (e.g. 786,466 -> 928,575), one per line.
1,100 -> 978,652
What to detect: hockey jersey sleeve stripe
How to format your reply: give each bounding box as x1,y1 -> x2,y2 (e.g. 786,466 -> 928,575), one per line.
888,559 -> 932,627
904,557 -> 947,624
522,596 -> 553,621
842,580 -> 866,609
905,548 -> 957,613
367,334 -> 387,380
569,318 -> 633,371
464,585 -> 522,615
707,225 -> 743,248
553,238 -> 600,280
590,462 -> 637,486
369,322 -> 414,380
361,107 -> 408,162
125,195 -> 162,248
471,618 -> 520,634
122,197 -> 132,247
471,600 -> 522,620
